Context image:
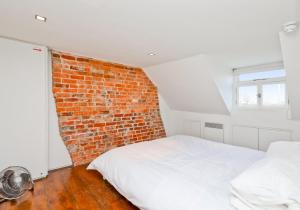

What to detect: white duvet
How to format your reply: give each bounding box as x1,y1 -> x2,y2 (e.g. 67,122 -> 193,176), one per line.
230,141 -> 300,210
88,135 -> 264,210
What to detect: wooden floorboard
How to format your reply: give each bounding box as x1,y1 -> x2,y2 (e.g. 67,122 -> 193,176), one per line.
0,165 -> 138,210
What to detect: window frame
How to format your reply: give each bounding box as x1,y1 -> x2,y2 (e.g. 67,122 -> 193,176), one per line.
233,63 -> 288,110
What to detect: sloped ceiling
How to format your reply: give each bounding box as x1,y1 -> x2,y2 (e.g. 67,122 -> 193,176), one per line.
145,55 -> 232,115
0,0 -> 298,67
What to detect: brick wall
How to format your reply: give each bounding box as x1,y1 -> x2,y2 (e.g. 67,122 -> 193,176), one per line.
52,51 -> 166,165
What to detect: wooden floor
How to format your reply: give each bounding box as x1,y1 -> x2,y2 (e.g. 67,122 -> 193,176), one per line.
0,165 -> 138,210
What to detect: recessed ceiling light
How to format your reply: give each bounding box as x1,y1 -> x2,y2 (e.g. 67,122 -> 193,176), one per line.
35,15 -> 47,22
148,52 -> 156,56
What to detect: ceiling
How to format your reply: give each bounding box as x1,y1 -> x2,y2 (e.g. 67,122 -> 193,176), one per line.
145,55 -> 231,115
0,0 -> 298,67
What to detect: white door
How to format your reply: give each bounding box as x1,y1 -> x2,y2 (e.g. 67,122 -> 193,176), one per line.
259,128 -> 291,151
183,120 -> 201,137
232,126 -> 259,150
0,38 -> 48,179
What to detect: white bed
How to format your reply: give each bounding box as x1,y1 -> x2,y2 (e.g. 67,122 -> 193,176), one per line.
88,135 -> 265,210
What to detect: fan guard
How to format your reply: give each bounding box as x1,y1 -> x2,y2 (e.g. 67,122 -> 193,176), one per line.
0,166 -> 34,202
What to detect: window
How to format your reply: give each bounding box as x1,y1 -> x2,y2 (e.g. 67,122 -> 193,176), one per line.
262,83 -> 286,106
234,64 -> 287,108
238,85 -> 258,106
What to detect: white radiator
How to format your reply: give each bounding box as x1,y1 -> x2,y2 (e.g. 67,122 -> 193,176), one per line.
203,122 -> 224,143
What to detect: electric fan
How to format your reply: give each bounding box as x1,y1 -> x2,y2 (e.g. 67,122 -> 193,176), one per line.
0,166 -> 34,202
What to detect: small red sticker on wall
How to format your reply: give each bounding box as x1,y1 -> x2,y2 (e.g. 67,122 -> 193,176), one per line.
33,48 -> 42,52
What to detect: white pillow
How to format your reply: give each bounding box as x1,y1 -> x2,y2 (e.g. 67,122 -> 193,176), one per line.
231,141 -> 300,208
267,141 -> 300,189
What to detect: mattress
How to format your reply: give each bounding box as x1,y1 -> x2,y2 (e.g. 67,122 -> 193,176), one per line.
88,135 -> 265,210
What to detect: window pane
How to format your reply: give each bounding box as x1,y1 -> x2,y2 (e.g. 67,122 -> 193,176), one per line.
239,70 -> 286,81
262,83 -> 286,106
238,86 -> 257,106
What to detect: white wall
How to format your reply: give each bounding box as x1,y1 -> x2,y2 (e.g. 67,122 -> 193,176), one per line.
280,29 -> 300,120
209,56 -> 233,112
158,94 -> 177,136
168,110 -> 232,143
48,52 -> 72,170
162,107 -> 300,145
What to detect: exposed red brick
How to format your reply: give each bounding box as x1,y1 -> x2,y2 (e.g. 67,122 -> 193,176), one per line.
52,51 -> 166,166
77,57 -> 90,62
61,54 -> 76,60
52,53 -> 60,58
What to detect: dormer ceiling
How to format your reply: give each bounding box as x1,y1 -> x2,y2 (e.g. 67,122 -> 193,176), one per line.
0,0 -> 298,68
145,55 -> 232,114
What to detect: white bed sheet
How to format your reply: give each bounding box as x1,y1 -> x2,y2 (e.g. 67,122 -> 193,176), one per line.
88,135 -> 265,210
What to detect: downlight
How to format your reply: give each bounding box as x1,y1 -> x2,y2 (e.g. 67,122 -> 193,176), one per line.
148,52 -> 156,56
35,15 -> 47,22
